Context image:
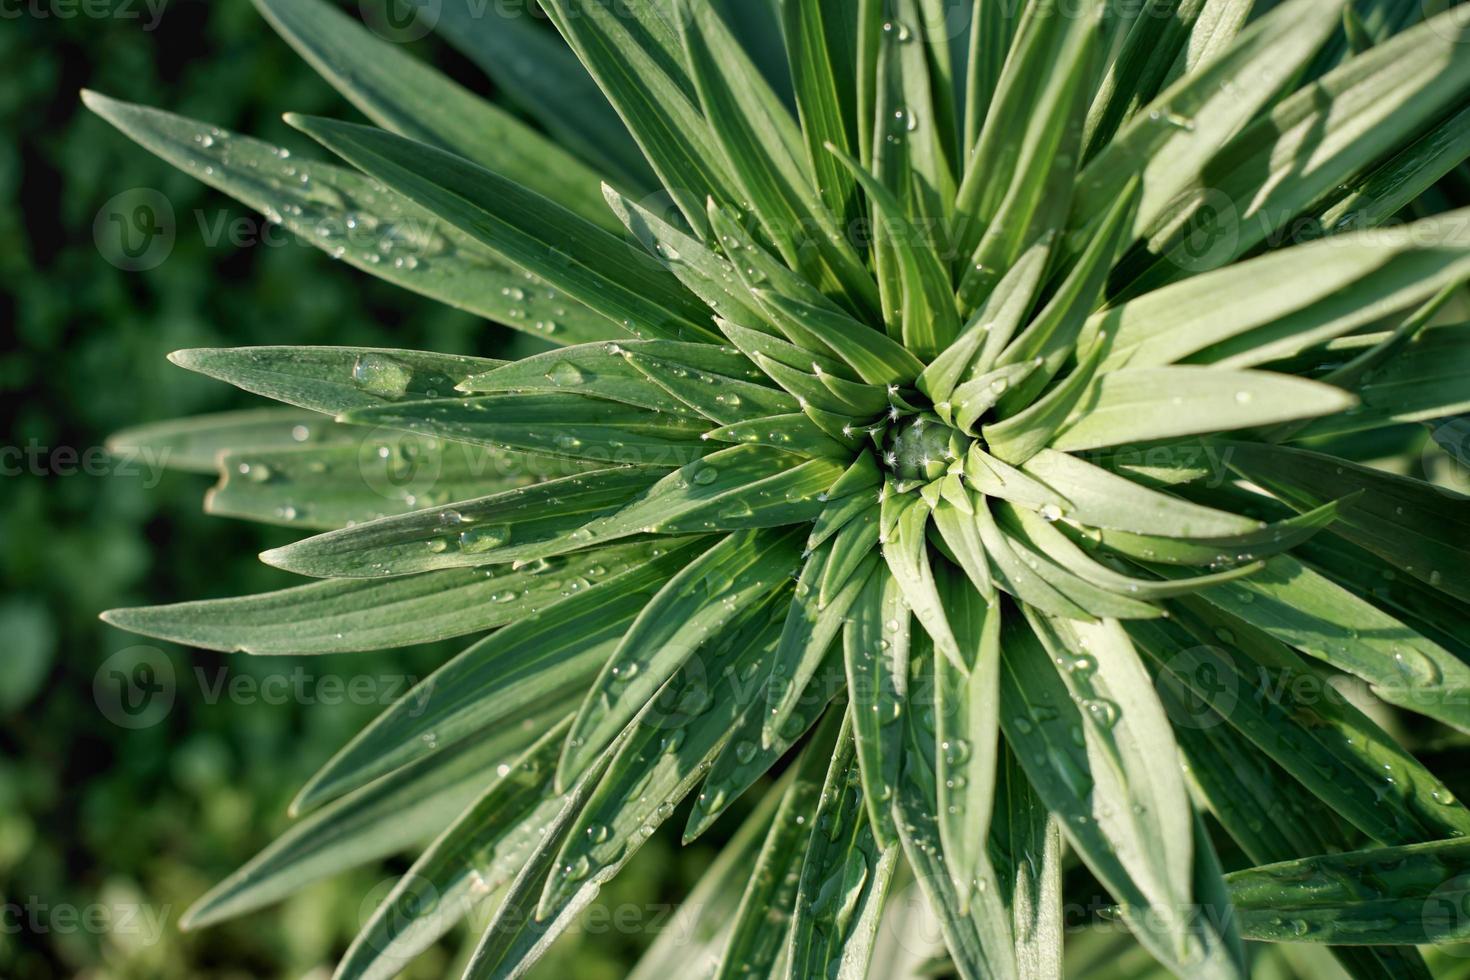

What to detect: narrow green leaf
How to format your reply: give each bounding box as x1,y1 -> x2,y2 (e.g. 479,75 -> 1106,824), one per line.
455,344 -> 695,416
680,0 -> 880,320
1089,498 -> 1345,568
707,203 -> 854,337
206,435 -> 580,532
629,783 -> 780,980
820,507 -> 881,606
170,346 -> 498,416
1019,449 -> 1259,537
845,569 -> 911,847
756,291 -> 926,387
1197,555 -> 1470,734
1320,104 -> 1470,235
1072,0 -> 1343,239
935,567 -> 1001,911
81,92 -> 617,345
429,0 -> 654,188
962,0 -> 1022,152
974,499 -> 1095,622
752,351 -> 887,418
962,444 -> 1069,516
335,722 -> 571,980
875,0 -> 958,233
289,543 -> 704,811
1081,0 -> 1207,159
1269,318 -> 1470,442
704,413 -> 852,458
537,0 -> 740,228
1154,678 -> 1432,980
180,729 -> 530,929
558,528 -> 804,784
531,446 -> 833,560
1133,608 -> 1470,846
258,465 -> 669,578
785,715 -> 901,980
780,0 -> 862,227
999,503 -> 1262,599
985,341 -> 1105,465
931,484 -> 995,601
251,0 -> 618,230
883,495 -> 963,668
893,636 -> 1020,980
1000,611 -> 1239,977
1126,9 -> 1470,289
920,238 -> 1051,406
1048,367 -> 1357,453
106,407 -> 346,475
288,114 -> 719,343
603,186 -> 771,330
711,711 -> 845,980
992,179 -> 1139,409
341,392 -> 711,465
625,352 -> 800,425
458,728 -> 624,980
1096,210 -> 1470,371
827,144 -> 960,360
1224,441 -> 1470,602
762,548 -> 877,750
717,316 -> 858,383
1000,528 -> 1165,621
692,648 -> 846,842
541,591 -> 790,914
1297,532 -> 1470,663
1229,838 -> 1470,946
102,539 -> 669,656
954,0 -> 1102,268
988,746 -> 1063,980
953,0 -> 1098,314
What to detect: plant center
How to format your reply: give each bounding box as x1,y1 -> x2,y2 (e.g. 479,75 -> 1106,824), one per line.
882,413 -> 969,482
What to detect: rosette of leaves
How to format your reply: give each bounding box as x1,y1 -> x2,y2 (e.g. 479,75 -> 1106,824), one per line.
91,0 -> 1470,977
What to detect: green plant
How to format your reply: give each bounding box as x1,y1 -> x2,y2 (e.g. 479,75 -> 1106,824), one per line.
88,0 -> 1470,976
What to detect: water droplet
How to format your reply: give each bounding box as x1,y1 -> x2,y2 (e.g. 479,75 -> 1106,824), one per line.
351,352 -> 414,398
458,525 -> 512,554
545,361 -> 587,386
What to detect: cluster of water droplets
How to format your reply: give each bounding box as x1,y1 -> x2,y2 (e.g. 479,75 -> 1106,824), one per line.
176,123 -> 583,336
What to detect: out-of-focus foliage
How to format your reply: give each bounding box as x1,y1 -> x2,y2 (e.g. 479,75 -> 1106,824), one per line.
0,3 -> 706,977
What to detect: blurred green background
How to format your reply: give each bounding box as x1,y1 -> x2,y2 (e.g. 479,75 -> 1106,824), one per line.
0,2 -> 722,977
